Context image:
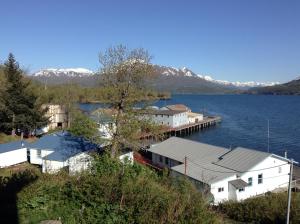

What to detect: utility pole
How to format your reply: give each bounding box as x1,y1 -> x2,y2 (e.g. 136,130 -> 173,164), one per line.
184,156 -> 187,175
267,119 -> 270,153
286,159 -> 294,224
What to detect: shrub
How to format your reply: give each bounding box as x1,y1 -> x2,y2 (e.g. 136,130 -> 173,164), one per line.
17,155 -> 221,223
218,192 -> 300,224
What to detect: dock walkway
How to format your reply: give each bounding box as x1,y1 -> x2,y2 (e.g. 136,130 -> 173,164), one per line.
165,115 -> 221,137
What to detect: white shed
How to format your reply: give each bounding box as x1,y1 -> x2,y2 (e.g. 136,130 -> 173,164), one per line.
28,132 -> 97,174
0,141 -> 28,168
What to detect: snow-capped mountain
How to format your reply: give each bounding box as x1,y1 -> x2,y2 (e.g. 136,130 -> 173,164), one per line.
31,68 -> 97,86
33,68 -> 94,78
29,65 -> 280,93
158,66 -> 279,88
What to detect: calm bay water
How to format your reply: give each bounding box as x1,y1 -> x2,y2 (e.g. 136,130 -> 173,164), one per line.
80,95 -> 300,162
157,95 -> 300,162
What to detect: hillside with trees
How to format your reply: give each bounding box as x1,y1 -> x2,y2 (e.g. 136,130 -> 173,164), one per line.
247,78 -> 300,95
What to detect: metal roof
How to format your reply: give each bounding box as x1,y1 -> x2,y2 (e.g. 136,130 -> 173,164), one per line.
0,140 -> 27,153
148,137 -> 229,163
164,104 -> 191,111
148,137 -> 277,184
171,163 -> 235,184
229,179 -> 248,189
29,132 -> 98,162
213,147 -> 271,172
142,109 -> 186,116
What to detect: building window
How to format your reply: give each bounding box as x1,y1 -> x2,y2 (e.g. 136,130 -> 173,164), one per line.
278,167 -> 282,173
258,174 -> 263,184
165,157 -> 169,165
238,188 -> 245,192
37,149 -> 41,158
218,187 -> 224,192
159,155 -> 163,163
248,177 -> 253,186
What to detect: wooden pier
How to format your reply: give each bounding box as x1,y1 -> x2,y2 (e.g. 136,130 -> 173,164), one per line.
140,115 -> 221,141
165,116 -> 222,137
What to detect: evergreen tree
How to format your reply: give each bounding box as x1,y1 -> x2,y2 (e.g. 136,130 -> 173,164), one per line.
0,53 -> 48,135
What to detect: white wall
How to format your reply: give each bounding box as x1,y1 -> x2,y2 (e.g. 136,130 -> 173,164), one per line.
235,156 -> 290,201
211,156 -> 290,203
211,176 -> 236,204
119,151 -> 134,164
69,153 -> 92,175
42,152 -> 93,174
0,148 -> 27,168
42,159 -> 66,174
29,148 -> 54,165
150,112 -> 189,128
188,113 -> 204,123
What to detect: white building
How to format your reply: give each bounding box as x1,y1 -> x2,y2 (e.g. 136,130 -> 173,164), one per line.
144,110 -> 189,128
147,137 -> 291,204
0,141 -> 28,168
160,104 -> 203,125
187,112 -> 204,123
42,104 -> 68,130
28,132 -> 97,174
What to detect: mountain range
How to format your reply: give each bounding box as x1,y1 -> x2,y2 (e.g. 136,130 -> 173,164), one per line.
247,77 -> 300,95
30,65 -> 281,94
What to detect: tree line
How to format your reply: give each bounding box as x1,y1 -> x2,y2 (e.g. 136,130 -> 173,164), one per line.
0,54 -> 48,136
0,46 -> 165,159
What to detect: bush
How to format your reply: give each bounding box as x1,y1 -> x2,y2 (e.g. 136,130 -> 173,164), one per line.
218,192 -> 300,224
17,155 -> 220,223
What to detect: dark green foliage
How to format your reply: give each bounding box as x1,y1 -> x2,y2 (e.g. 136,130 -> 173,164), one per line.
0,168 -> 40,223
17,156 -> 220,223
68,112 -> 100,143
0,54 -> 48,134
218,192 -> 300,223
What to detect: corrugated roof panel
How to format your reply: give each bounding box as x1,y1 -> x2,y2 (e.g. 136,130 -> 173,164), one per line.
214,147 -> 271,172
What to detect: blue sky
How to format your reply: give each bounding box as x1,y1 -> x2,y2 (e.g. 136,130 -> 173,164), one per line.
0,0 -> 299,83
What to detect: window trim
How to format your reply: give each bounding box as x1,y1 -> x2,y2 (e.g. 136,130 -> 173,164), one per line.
248,177 -> 253,186
258,173 -> 263,184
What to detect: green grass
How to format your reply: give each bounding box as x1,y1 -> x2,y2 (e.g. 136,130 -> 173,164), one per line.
0,163 -> 40,177
0,132 -> 20,144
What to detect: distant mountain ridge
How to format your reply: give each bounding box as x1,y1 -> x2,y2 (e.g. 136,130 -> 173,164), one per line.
30,66 -> 280,93
154,65 -> 279,88
247,77 -> 300,95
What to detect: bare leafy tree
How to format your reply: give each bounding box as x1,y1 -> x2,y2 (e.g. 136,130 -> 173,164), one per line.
99,45 -> 162,158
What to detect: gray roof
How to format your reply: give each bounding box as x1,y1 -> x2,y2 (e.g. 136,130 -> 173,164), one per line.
148,137 -> 276,184
143,109 -> 186,116
29,132 -> 97,162
228,179 -> 248,189
0,140 -> 27,153
213,147 -> 271,172
149,137 -> 229,163
148,137 -> 235,183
